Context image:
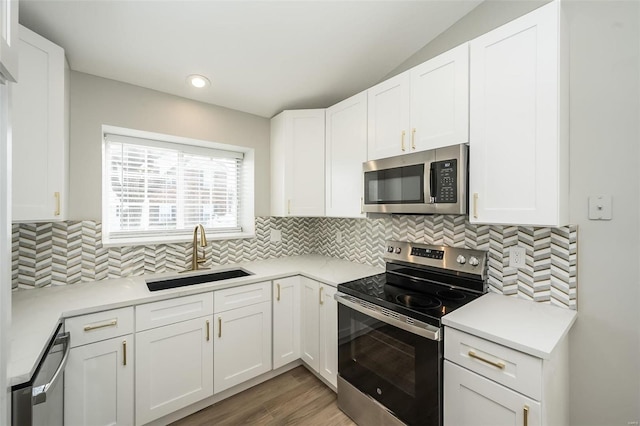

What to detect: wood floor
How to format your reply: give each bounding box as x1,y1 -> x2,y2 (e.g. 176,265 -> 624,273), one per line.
170,366 -> 356,426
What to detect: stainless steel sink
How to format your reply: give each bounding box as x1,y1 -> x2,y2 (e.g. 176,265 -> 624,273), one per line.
146,268 -> 253,292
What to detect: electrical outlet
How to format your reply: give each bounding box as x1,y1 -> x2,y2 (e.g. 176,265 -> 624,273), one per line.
270,229 -> 282,243
336,230 -> 342,243
509,246 -> 526,268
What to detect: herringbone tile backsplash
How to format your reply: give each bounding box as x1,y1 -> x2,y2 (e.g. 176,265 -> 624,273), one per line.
12,216 -> 578,309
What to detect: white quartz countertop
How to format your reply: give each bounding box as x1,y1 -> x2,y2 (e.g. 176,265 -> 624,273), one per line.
442,292 -> 577,359
10,255 -> 383,386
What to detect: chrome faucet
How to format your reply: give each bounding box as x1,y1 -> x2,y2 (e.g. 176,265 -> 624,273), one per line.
189,224 -> 208,272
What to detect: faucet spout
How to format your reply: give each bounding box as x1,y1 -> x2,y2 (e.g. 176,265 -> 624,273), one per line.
189,224 -> 208,271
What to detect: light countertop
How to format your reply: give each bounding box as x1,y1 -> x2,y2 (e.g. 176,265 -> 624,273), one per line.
442,292 -> 577,359
10,255 -> 384,386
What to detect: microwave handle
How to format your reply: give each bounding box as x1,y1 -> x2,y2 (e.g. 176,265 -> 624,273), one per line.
429,163 -> 436,204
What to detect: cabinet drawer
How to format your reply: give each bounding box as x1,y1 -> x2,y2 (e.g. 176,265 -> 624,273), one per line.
66,307 -> 134,347
136,293 -> 214,332
214,281 -> 271,313
444,327 -> 542,400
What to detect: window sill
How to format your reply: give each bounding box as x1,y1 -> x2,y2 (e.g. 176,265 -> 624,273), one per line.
102,231 -> 257,248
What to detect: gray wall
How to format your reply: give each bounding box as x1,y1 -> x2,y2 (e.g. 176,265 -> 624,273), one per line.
69,71 -> 271,219
390,1 -> 640,424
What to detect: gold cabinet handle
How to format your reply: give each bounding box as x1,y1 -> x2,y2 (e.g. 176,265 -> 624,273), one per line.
468,350 -> 506,369
218,316 -> 222,338
84,319 -> 117,332
123,340 -> 127,366
473,193 -> 479,219
287,199 -> 291,215
276,283 -> 281,301
360,197 -> 364,214
523,405 -> 529,426
401,130 -> 406,151
206,320 -> 210,341
411,128 -> 416,150
54,192 -> 60,216
319,287 -> 324,305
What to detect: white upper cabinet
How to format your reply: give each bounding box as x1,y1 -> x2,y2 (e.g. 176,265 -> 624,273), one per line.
325,91 -> 367,218
271,109 -> 325,217
0,0 -> 18,83
410,43 -> 469,151
367,72 -> 411,160
469,1 -> 568,226
12,25 -> 69,222
367,44 -> 469,160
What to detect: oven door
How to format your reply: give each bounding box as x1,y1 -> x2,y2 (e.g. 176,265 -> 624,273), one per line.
336,294 -> 442,426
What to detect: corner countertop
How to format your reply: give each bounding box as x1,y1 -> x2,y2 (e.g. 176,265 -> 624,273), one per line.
442,292 -> 577,359
10,255 -> 383,386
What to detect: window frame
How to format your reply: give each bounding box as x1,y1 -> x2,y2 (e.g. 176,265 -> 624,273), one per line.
101,125 -> 255,246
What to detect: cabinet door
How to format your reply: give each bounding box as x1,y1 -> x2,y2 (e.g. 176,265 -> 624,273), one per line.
273,277 -> 301,369
367,72 -> 411,160
0,0 -> 18,82
410,43 -> 469,150
12,25 -> 68,221
135,316 -> 213,425
318,284 -> 338,387
214,301 -> 272,393
271,109 -> 325,217
64,335 -> 134,426
469,2 -> 567,226
325,92 -> 367,218
444,361 -> 541,426
300,277 -> 320,371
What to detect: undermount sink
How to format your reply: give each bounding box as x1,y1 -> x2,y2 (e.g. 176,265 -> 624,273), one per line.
146,269 -> 253,292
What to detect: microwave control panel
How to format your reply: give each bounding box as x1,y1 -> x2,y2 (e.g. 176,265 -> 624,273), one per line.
432,159 -> 457,203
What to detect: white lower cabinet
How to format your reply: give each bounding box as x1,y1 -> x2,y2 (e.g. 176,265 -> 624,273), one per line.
213,282 -> 272,394
273,276 -> 301,369
64,335 -> 134,426
135,293 -> 214,425
444,326 -> 569,426
64,308 -> 135,426
444,361 -> 541,426
300,277 -> 338,387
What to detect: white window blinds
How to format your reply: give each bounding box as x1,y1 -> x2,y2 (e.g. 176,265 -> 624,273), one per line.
104,134 -> 243,241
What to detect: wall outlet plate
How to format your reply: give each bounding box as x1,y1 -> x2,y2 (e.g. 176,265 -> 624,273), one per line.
270,229 -> 282,243
588,195 -> 612,220
509,246 -> 526,268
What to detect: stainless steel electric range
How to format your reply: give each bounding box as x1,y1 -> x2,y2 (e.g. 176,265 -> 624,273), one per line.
336,240 -> 488,426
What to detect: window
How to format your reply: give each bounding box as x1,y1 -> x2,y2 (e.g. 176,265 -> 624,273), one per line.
102,130 -> 254,245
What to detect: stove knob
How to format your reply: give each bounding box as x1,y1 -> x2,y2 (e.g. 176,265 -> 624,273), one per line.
456,255 -> 466,264
387,246 -> 394,253
395,247 -> 402,254
469,256 -> 480,267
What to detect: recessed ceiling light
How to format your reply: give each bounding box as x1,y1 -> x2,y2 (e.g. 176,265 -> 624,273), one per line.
187,74 -> 210,88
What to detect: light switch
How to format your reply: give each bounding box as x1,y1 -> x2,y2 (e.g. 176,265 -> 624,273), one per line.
588,195 -> 612,220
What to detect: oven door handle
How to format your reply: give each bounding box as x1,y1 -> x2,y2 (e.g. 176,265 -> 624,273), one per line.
32,331 -> 71,405
335,293 -> 441,341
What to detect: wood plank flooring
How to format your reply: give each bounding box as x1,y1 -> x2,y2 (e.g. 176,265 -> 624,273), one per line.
170,366 -> 356,426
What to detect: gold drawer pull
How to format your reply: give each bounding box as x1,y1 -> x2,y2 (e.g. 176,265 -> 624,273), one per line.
468,350 -> 506,369
319,287 -> 324,305
218,316 -> 222,338
84,319 -> 117,332
206,320 -> 210,341
122,340 -> 127,366
276,283 -> 281,301
523,405 -> 529,426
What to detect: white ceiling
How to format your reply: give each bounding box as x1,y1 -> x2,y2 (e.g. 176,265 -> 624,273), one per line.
19,1 -> 482,118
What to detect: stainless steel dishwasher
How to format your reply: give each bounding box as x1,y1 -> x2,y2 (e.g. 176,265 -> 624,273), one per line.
11,322 -> 70,426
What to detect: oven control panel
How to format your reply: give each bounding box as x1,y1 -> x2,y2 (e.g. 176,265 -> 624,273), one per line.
384,240 -> 488,280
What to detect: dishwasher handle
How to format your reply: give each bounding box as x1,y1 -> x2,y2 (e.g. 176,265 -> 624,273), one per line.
32,332 -> 71,405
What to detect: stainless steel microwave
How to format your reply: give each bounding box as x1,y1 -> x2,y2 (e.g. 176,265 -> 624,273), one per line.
362,144 -> 468,215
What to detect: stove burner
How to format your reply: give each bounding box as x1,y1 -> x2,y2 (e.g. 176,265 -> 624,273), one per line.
395,293 -> 442,310
436,289 -> 467,301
